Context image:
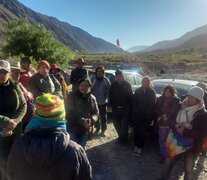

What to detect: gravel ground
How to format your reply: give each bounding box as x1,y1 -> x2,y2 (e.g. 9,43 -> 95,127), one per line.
86,123 -> 207,180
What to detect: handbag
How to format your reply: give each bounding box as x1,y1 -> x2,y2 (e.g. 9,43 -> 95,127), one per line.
166,130 -> 194,159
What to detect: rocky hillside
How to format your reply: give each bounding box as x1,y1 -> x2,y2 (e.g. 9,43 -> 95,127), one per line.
0,0 -> 125,54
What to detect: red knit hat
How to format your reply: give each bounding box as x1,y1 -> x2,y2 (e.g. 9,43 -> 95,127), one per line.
37,60 -> 50,69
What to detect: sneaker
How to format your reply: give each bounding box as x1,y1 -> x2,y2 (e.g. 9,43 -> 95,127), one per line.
137,148 -> 142,156
133,147 -> 138,153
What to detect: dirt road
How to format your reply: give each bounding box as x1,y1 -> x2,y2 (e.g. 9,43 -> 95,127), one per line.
86,123 -> 207,180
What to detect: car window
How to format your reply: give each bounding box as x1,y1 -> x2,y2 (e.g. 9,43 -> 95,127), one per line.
135,74 -> 142,86
105,73 -> 115,84
173,84 -> 190,97
88,70 -> 95,81
153,82 -> 167,95
125,73 -> 136,85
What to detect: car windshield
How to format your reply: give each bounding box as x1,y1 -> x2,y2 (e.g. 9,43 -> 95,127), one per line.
153,82 -> 192,97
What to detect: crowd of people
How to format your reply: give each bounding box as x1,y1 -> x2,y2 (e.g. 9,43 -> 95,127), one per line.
0,57 -> 207,180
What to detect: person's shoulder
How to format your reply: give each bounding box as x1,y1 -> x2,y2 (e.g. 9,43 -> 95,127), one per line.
30,73 -> 40,80
173,95 -> 181,102
124,80 -> 131,86
103,76 -> 110,83
147,87 -> 154,92
135,87 -> 142,93
67,140 -> 86,159
194,108 -> 207,119
91,93 -> 96,98
68,140 -> 84,151
111,81 -> 118,87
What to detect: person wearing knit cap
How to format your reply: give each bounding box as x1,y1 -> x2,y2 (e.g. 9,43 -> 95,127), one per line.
29,60 -> 63,99
159,86 -> 207,180
25,93 -> 66,131
7,93 -> 92,180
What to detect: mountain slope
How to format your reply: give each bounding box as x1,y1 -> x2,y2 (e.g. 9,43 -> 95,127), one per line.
0,0 -> 124,54
127,45 -> 149,53
140,24 -> 207,53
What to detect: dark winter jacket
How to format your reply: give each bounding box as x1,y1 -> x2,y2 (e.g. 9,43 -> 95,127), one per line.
70,68 -> 88,85
133,87 -> 157,124
66,91 -> 99,135
109,80 -> 133,113
0,79 -> 26,163
155,95 -> 181,128
183,109 -> 207,153
0,79 -> 26,131
29,73 -> 62,99
7,128 -> 92,180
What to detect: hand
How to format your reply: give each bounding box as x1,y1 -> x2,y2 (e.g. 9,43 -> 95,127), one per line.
2,128 -> 13,137
7,119 -> 17,130
162,114 -> 168,121
84,120 -> 90,129
175,124 -> 184,135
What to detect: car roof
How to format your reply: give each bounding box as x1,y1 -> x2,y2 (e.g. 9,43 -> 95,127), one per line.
152,79 -> 198,86
105,69 -> 140,75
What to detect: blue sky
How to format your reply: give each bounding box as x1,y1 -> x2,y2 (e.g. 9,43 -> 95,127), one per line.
19,0 -> 207,50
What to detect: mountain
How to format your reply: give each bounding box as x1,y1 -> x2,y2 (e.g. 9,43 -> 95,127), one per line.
139,24 -> 207,53
0,0 -> 124,54
127,45 -> 149,53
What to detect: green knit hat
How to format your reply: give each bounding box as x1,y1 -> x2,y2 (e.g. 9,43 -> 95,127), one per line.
35,93 -> 65,121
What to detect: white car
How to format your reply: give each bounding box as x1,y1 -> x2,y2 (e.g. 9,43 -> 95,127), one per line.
89,69 -> 143,93
152,79 -> 199,98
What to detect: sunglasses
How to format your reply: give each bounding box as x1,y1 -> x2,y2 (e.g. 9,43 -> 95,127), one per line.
0,69 -> 9,74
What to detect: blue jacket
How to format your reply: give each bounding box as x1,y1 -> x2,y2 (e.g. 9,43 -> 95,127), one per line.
91,77 -> 111,105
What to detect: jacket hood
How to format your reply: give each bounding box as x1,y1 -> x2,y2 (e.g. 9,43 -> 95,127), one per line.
20,128 -> 70,169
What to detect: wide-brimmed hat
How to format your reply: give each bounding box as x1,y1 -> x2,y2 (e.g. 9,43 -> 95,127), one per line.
73,58 -> 87,65
10,60 -> 26,72
0,60 -> 10,73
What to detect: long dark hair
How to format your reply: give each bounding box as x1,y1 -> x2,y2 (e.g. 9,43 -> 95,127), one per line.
162,85 -> 176,97
95,66 -> 105,75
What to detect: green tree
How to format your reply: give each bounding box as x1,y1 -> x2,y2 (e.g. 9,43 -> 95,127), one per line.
2,19 -> 74,65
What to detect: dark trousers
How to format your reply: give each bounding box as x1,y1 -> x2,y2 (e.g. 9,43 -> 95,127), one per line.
95,104 -> 107,132
112,109 -> 129,144
134,118 -> 150,148
0,136 -> 15,180
161,149 -> 199,180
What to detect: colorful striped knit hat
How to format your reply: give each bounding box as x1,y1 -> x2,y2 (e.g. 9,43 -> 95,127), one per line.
35,93 -> 65,121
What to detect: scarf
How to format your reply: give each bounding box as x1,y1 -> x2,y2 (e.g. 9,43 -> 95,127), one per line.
176,98 -> 205,126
